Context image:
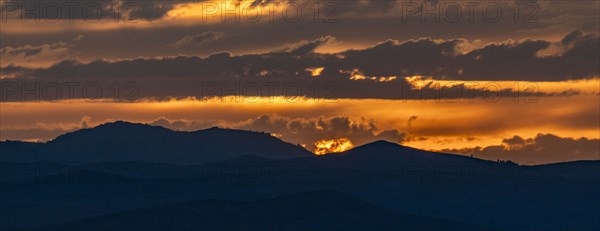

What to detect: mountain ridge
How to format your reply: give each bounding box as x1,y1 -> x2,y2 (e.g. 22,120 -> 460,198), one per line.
0,121 -> 313,164
1,123 -> 598,231
1,121 -> 595,167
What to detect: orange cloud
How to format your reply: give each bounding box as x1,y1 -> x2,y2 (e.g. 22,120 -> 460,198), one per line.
314,138 -> 354,155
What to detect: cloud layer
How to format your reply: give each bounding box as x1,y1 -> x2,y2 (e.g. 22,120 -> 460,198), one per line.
1,31 -> 596,101
443,134 -> 600,164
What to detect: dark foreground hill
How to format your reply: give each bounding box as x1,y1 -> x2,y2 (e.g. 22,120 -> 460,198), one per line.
31,190 -> 490,231
0,121 -> 313,164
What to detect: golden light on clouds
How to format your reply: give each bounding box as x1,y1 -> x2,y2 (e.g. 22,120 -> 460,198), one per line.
344,69 -> 399,82
314,138 -> 354,155
0,79 -> 598,153
348,69 -> 367,80
306,67 -> 325,77
166,0 -> 286,22
0,0 -> 293,34
375,76 -> 397,82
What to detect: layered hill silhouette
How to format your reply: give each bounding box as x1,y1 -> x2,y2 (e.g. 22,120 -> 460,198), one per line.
309,140 -> 498,169
0,121 -> 313,164
1,121 -> 599,231
2,122 -> 598,182
30,190 -> 490,231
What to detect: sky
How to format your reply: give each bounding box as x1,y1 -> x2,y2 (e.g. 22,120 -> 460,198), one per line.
0,0 -> 599,164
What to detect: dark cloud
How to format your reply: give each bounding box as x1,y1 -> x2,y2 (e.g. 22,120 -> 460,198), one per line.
340,31 -> 599,81
172,31 -> 227,48
443,134 -> 600,164
1,45 -> 43,57
283,35 -> 337,55
0,35 -> 84,66
407,116 -> 418,128
1,0 -> 187,21
0,32 -> 595,101
121,0 -> 178,20
2,1 -> 597,67
1,0 -> 393,21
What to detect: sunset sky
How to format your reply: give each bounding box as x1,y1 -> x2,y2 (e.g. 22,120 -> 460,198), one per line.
1,0 -> 599,164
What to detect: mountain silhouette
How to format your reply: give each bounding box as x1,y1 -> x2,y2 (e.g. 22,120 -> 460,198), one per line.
1,124 -> 599,231
328,140 -> 496,167
250,140 -> 508,178
30,190 -> 491,231
0,121 -> 313,164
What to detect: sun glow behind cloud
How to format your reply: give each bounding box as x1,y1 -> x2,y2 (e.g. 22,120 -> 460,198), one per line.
1,88 -> 597,153
314,138 -> 354,155
306,67 -> 325,77
166,0 -> 287,22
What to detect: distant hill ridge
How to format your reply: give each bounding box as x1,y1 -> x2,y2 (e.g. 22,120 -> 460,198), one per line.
0,121 -> 313,164
2,121 -> 596,168
1,122 -> 599,231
